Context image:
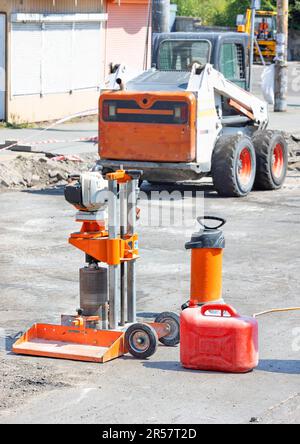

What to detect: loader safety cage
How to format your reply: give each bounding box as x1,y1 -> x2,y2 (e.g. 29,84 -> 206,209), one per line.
153,32 -> 249,90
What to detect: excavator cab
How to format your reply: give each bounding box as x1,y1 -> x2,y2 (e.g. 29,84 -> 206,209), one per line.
255,12 -> 277,40
237,9 -> 277,61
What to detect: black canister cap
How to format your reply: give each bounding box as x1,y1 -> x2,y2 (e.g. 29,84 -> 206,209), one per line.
185,216 -> 226,250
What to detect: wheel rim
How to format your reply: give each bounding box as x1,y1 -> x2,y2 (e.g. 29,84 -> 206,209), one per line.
129,331 -> 150,353
160,317 -> 179,341
272,143 -> 284,179
238,147 -> 253,187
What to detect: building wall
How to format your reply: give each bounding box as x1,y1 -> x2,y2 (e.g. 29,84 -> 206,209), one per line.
0,0 -> 106,122
0,0 -> 151,122
0,0 -> 105,14
105,1 -> 151,75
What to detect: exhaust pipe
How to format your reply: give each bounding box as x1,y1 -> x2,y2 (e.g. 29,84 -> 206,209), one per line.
116,78 -> 125,91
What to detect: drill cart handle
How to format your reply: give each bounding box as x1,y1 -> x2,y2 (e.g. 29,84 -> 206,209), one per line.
197,216 -> 226,230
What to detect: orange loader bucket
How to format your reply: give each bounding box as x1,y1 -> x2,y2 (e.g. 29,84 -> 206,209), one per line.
13,323 -> 126,363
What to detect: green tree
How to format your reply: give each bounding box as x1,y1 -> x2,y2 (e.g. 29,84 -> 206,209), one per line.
214,0 -> 276,27
171,0 -> 227,25
290,0 -> 300,29
172,0 -> 300,29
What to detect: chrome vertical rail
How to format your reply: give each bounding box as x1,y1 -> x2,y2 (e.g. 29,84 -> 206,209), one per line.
127,178 -> 137,323
108,179 -> 120,330
119,183 -> 127,326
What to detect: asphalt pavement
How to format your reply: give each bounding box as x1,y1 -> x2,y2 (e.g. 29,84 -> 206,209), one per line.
0,62 -> 299,424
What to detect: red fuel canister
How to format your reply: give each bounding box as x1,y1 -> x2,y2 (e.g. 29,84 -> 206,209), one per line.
180,303 -> 259,373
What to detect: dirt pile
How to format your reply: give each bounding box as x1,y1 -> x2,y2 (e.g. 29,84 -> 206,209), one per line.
285,132 -> 300,157
0,132 -> 299,191
289,162 -> 300,171
0,152 -> 98,190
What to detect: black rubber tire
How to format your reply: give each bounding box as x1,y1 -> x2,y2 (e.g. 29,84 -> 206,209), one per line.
125,323 -> 158,359
252,130 -> 288,190
211,135 -> 256,197
155,312 -> 180,347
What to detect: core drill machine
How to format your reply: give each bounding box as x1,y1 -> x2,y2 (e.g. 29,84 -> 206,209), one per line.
13,170 -> 180,362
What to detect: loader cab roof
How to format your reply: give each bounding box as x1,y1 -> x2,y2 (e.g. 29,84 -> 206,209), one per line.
149,32 -> 249,90
127,31 -> 250,92
152,32 -> 249,72
127,32 -> 249,91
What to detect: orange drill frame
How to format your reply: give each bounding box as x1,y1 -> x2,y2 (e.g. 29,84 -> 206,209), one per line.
13,170 -> 177,364
70,223 -> 139,266
70,170 -> 139,266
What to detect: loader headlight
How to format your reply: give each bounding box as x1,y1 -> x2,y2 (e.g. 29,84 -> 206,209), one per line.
174,106 -> 181,120
173,104 -> 189,124
109,104 -> 116,117
102,102 -> 117,121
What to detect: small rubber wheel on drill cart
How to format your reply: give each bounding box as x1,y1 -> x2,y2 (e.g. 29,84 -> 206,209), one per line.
155,312 -> 180,347
125,323 -> 158,359
252,130 -> 288,190
211,135 -> 256,197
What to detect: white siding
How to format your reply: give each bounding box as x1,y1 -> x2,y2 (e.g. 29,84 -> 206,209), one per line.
42,22 -> 73,94
11,22 -> 42,96
11,15 -> 104,97
72,22 -> 102,90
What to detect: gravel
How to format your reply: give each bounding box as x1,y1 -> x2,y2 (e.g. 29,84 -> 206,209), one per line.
0,152 -> 98,190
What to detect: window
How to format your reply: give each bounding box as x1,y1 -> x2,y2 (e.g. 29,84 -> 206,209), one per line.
220,43 -> 246,87
255,15 -> 277,39
11,23 -> 42,96
42,22 -> 102,94
158,40 -> 211,71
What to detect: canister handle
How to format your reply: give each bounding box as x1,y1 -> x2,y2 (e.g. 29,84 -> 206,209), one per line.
201,304 -> 238,318
197,216 -> 226,230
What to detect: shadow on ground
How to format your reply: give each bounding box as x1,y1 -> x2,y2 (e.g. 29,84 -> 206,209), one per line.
0,332 -> 23,353
140,181 -> 220,199
21,182 -> 221,199
257,359 -> 300,375
22,186 -> 66,196
142,359 -> 230,375
143,359 -> 300,375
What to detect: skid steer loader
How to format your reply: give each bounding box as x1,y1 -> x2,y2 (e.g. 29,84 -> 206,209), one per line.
99,32 -> 288,197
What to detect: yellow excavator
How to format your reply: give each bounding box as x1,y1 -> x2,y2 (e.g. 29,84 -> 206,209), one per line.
237,9 -> 277,61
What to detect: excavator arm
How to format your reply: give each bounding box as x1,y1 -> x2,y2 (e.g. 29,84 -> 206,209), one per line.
188,63 -> 269,129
